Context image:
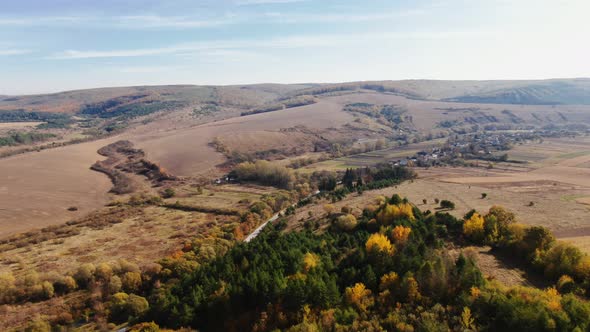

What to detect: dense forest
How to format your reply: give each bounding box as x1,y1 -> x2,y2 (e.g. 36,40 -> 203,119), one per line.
141,195 -> 590,331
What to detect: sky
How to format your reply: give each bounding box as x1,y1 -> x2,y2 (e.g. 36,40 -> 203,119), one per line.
0,0 -> 589,95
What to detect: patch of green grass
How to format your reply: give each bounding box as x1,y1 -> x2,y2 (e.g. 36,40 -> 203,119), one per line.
556,151 -> 590,159
561,194 -> 587,202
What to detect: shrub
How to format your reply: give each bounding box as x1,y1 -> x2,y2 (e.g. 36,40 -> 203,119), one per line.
95,262 -> 113,281
122,271 -> 142,293
40,281 -> 54,299
439,200 -> 455,210
25,318 -> 51,332
161,188 -> 175,199
74,263 -> 95,288
542,242 -> 583,279
54,276 -> 77,294
109,276 -> 123,294
336,214 -> 357,231
127,294 -> 150,318
0,272 -> 15,302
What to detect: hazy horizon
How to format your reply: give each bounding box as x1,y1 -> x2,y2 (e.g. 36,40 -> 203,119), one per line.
1,0 -> 589,95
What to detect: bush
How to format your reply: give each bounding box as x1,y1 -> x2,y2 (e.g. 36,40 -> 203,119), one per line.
161,188 -> 175,199
122,271 -> 142,293
439,200 -> 455,210
336,214 -> 357,231
109,292 -> 149,322
95,262 -> 113,281
74,263 -> 95,288
109,276 -> 123,294
25,318 -> 51,332
53,276 -> 77,294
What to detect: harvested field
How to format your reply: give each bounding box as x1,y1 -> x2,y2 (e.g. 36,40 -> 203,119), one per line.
133,99 -> 354,176
440,137 -> 590,196
0,138 -> 116,237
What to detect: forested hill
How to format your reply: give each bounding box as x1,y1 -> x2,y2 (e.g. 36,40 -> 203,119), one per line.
135,195 -> 590,331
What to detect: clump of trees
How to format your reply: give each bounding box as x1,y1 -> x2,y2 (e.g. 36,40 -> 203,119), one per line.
459,205 -> 590,296
233,160 -> 295,189
0,131 -> 56,147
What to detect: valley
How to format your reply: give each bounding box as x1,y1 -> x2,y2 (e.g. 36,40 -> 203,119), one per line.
2,79 -> 590,330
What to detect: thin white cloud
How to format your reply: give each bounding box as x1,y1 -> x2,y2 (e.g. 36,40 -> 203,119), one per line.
0,8 -> 420,29
0,16 -> 84,26
264,10 -> 423,23
118,65 -> 186,73
0,49 -> 31,56
115,15 -> 236,28
50,30 -> 492,59
236,0 -> 308,5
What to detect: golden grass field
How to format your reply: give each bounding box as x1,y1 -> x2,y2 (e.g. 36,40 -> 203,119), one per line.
0,183 -> 268,280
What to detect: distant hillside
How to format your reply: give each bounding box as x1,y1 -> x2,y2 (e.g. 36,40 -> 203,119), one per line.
0,84 -> 314,114
1,79 -> 590,116
443,79 -> 590,105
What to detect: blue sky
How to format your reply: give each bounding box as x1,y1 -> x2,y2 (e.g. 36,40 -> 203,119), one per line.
0,0 -> 589,94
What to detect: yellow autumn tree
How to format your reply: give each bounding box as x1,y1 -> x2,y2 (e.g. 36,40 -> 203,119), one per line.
345,283 -> 374,312
460,307 -> 475,330
379,271 -> 399,291
378,272 -> 399,309
302,252 -> 320,273
376,203 -> 415,225
574,255 -> 590,280
545,287 -> 562,311
463,212 -> 485,241
392,226 -> 412,245
366,233 -> 395,256
404,276 -> 421,303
